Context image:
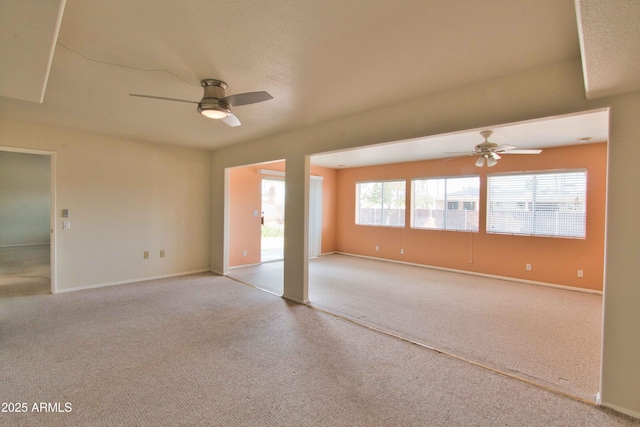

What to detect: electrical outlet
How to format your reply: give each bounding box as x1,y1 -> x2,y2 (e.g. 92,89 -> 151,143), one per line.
577,269 -> 584,278
526,264 -> 532,271
143,251 -> 149,259
160,250 -> 165,258
242,250 -> 247,257
375,245 -> 379,251
400,248 -> 404,254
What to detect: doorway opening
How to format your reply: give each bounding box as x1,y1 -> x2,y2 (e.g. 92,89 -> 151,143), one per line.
261,177 -> 285,263
0,148 -> 55,296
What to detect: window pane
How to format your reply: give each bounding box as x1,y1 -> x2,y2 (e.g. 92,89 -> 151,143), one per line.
412,176 -> 479,231
445,177 -> 479,231
487,170 -> 586,238
356,180 -> 405,227
412,178 -> 445,229
382,181 -> 406,227
356,182 -> 382,225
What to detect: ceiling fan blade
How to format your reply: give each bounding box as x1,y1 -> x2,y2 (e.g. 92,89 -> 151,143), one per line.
501,149 -> 542,154
221,91 -> 273,107
221,113 -> 241,127
129,93 -> 198,104
443,151 -> 476,156
493,144 -> 516,152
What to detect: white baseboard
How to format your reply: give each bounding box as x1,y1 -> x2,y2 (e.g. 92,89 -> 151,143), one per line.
0,243 -> 50,248
600,400 -> 640,420
54,269 -> 211,294
228,262 -> 262,270
335,252 -> 603,295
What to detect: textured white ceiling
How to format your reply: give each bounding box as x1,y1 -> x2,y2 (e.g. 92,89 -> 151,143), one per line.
0,0 -> 66,103
1,0 -> 635,165
311,109 -> 609,168
0,0 -> 582,151
577,0 -> 640,99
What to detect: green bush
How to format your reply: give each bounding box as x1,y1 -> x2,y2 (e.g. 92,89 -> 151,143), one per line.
262,224 -> 284,237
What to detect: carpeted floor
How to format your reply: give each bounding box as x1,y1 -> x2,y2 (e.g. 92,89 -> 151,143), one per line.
0,245 -> 50,297
229,254 -> 603,403
1,272 -> 637,426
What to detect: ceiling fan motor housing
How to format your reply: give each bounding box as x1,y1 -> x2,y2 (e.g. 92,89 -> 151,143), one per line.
475,130 -> 496,154
475,141 -> 498,154
198,79 -> 231,115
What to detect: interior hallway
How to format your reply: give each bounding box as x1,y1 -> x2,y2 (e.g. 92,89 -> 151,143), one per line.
228,254 -> 602,403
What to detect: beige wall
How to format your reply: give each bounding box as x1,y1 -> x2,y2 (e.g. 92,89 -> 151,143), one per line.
210,60 -> 640,418
0,151 -> 51,246
0,119 -> 211,291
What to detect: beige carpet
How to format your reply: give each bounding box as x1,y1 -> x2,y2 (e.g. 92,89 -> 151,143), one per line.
1,272 -> 637,426
229,254 -> 603,403
0,245 -> 50,296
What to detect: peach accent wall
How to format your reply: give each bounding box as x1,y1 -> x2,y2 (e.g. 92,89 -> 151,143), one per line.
335,143 -> 607,291
229,161 -> 337,267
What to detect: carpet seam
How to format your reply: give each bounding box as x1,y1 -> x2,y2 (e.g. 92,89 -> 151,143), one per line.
306,302 -> 597,407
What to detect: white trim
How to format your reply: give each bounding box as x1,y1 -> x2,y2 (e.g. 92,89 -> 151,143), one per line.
228,262 -> 262,270
0,146 -> 55,155
257,169 -> 285,177
283,295 -> 310,304
335,252 -> 603,295
600,401 -> 640,420
223,167 -> 230,276
258,169 -> 323,180
0,243 -> 50,248
0,146 -> 57,293
50,151 -> 57,293
54,269 -> 211,294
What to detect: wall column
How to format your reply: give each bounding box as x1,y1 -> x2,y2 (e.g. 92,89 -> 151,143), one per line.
600,91 -> 640,418
282,154 -> 309,303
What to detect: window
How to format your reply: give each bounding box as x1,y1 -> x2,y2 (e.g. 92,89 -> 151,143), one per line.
411,176 -> 479,231
487,170 -> 587,238
356,180 -> 406,227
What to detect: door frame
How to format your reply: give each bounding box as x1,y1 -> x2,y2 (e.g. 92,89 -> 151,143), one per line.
260,175 -> 286,263
0,146 -> 57,293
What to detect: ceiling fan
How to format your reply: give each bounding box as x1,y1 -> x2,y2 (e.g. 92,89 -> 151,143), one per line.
129,79 -> 273,127
447,130 -> 542,167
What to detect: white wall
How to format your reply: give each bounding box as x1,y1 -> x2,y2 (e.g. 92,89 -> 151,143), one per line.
0,151 -> 50,246
210,59 -> 640,418
0,120 -> 211,291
